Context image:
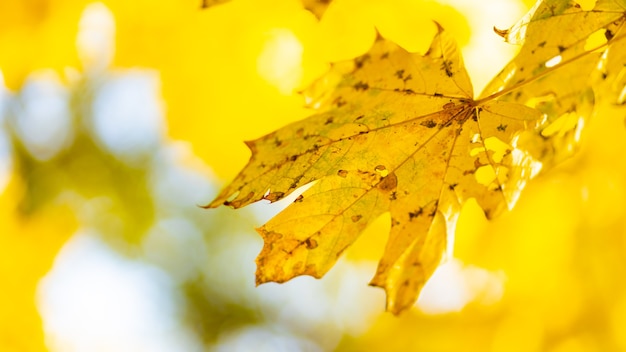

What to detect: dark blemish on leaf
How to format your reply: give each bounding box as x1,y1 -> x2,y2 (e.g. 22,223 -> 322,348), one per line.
497,124 -> 508,132
421,120 -> 437,128
259,162 -> 266,168
403,89 -> 415,95
441,60 -> 454,77
538,41 -> 547,48
274,138 -> 283,147
515,91 -> 522,99
351,215 -> 362,222
381,52 -> 389,59
294,195 -> 304,203
296,127 -> 304,137
289,175 -> 303,190
264,191 -> 285,202
337,169 -> 348,178
443,102 -> 455,110
395,69 -> 405,79
264,231 -> 283,242
305,144 -> 321,154
558,45 -> 566,53
305,238 -> 318,249
354,54 -> 371,69
449,183 -> 457,190
333,96 -> 347,107
375,165 -> 386,172
224,191 -> 255,208
390,191 -> 397,200
289,155 -> 299,162
355,115 -> 364,121
602,72 -> 608,80
520,66 -> 525,72
404,74 -> 412,82
606,29 -> 615,41
408,208 -> 423,220
353,81 -> 369,91
325,116 -> 334,125
434,92 -> 443,97
378,172 -> 397,192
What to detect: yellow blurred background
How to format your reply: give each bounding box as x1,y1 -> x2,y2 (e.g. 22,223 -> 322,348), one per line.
2,0 -> 626,351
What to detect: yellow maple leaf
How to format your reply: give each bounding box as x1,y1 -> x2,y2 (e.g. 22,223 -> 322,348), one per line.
206,24 -> 546,314
485,0 -> 626,166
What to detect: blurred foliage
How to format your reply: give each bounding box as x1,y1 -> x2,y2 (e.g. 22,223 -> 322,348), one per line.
2,0 -> 626,351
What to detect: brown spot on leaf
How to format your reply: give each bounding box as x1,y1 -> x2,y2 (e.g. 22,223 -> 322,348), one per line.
353,81 -> 369,91
497,124 -> 508,132
333,96 -> 347,107
337,169 -> 348,178
325,116 -> 334,125
294,195 -> 304,203
378,172 -> 397,192
351,215 -> 362,222
441,60 -> 454,77
305,238 -> 318,249
264,191 -> 285,202
224,191 -> 255,208
354,54 -> 371,68
408,208 -> 423,220
421,119 -> 437,128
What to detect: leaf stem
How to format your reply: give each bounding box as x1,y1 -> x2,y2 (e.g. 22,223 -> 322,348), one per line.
474,30 -> 626,106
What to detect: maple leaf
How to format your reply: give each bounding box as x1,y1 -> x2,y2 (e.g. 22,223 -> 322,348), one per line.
485,0 -> 626,166
206,24 -> 545,314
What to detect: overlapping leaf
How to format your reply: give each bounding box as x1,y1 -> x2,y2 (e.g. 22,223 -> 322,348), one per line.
484,0 -> 626,167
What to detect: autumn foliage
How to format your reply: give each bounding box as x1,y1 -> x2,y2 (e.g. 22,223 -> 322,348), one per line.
207,0 -> 626,314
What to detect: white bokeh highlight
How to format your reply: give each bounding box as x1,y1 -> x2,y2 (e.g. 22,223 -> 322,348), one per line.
13,70 -> 73,161
91,70 -> 166,163
77,2 -> 115,72
417,259 -> 506,314
37,232 -> 203,352
0,70 -> 12,193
